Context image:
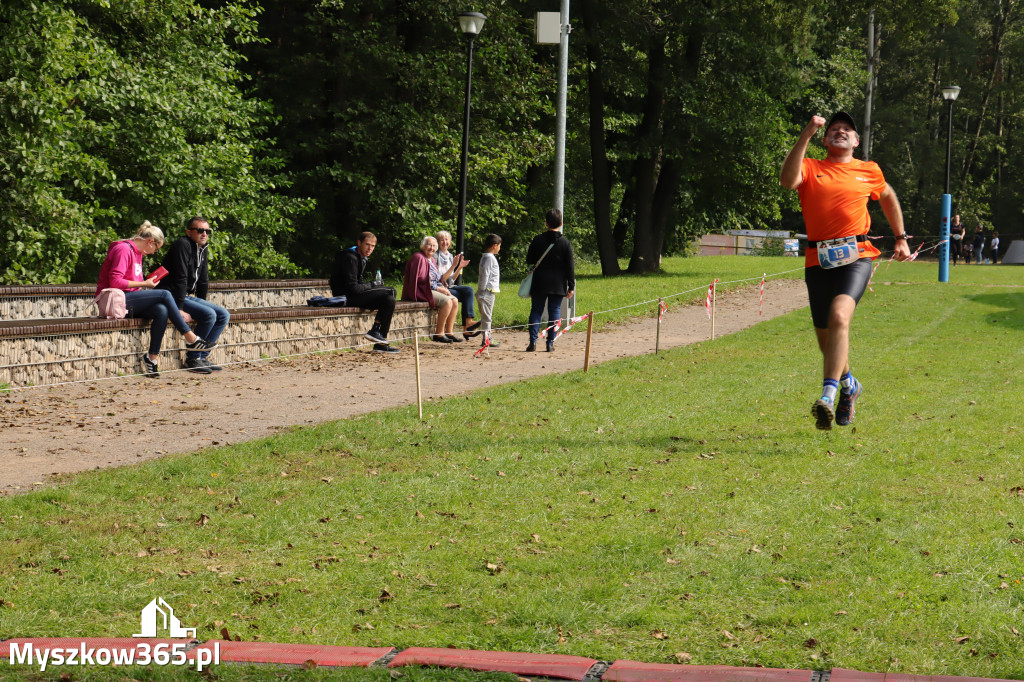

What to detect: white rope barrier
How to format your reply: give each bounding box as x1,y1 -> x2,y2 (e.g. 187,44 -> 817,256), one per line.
0,256 -> 931,394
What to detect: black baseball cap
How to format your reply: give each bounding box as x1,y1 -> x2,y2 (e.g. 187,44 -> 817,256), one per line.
827,111 -> 858,134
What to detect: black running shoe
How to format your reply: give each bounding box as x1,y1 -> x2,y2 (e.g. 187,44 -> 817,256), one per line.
185,337 -> 216,351
812,397 -> 835,431
140,355 -> 159,378
373,343 -> 400,354
184,357 -> 213,374
365,327 -> 388,344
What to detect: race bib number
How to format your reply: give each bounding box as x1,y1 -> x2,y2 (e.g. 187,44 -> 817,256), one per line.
817,236 -> 860,269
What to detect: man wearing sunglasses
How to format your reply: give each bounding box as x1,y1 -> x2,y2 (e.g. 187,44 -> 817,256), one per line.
158,216 -> 231,374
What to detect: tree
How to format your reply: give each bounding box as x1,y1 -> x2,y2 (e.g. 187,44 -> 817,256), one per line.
0,0 -> 308,285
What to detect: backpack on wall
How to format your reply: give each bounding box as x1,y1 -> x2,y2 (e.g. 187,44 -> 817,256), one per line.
93,288 -> 127,319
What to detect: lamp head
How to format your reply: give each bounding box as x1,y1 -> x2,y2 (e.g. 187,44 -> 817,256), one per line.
941,85 -> 961,103
458,11 -> 486,38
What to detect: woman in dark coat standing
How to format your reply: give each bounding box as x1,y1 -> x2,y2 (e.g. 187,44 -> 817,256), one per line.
526,208 -> 575,352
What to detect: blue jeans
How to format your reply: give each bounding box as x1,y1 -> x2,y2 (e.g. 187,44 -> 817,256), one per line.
124,289 -> 192,356
529,294 -> 562,344
182,297 -> 230,359
449,284 -> 476,323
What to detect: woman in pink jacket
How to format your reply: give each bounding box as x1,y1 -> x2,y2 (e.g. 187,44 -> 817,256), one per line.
401,236 -> 459,343
97,221 -> 214,377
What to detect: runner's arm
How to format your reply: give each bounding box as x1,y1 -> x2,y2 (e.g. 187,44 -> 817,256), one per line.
780,116 -> 825,189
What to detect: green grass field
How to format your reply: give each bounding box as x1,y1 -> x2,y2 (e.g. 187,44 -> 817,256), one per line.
2,257 -> 1023,680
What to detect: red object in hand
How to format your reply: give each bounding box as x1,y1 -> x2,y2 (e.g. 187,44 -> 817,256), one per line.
148,266 -> 169,282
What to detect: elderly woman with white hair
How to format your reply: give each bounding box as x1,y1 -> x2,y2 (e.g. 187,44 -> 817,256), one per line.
401,235 -> 460,343
433,230 -> 481,339
96,221 -> 214,377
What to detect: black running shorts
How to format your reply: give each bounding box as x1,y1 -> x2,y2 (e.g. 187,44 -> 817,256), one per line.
804,258 -> 874,329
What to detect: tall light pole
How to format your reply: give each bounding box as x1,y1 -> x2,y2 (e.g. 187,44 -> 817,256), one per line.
939,84 -> 960,283
456,11 -> 486,276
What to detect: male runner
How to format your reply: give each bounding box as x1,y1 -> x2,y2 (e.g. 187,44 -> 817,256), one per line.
780,112 -> 911,430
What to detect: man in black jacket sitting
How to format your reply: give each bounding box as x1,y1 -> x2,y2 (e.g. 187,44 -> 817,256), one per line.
158,216 -> 230,374
330,232 -> 399,354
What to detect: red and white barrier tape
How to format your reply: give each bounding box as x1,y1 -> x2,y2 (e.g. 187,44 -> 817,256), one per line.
555,313 -> 591,340
868,260 -> 881,293
473,336 -> 491,358
705,279 -> 719,318
658,301 -> 667,322
758,274 -> 766,317
539,318 -> 562,340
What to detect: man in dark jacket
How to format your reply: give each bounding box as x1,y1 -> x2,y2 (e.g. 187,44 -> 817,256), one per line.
330,232 -> 399,354
158,217 -> 230,373
525,208 -> 575,352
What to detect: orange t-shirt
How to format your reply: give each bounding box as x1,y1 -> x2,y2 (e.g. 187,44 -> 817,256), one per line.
798,157 -> 886,267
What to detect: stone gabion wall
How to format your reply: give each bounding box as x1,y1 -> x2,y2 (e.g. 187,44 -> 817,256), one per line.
0,286 -> 333,322
0,308 -> 432,388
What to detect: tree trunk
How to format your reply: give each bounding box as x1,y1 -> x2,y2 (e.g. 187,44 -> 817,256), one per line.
581,0 -> 620,276
627,33 -> 667,274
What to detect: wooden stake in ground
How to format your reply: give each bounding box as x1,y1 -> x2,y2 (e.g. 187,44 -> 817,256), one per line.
584,311 -> 594,372
711,284 -> 717,340
414,332 -> 423,420
655,297 -> 662,354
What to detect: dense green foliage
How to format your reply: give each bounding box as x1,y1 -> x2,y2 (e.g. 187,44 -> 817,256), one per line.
0,0 -> 309,284
2,0 -> 1021,284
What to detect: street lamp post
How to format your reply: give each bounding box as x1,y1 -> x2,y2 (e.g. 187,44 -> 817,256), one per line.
455,12 -> 486,277
939,84 -> 960,283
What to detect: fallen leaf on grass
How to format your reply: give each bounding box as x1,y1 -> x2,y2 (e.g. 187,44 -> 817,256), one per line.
486,562 -> 503,574
674,652 -> 692,662
196,514 -> 210,527
953,636 -> 970,644
379,589 -> 393,603
651,630 -> 669,640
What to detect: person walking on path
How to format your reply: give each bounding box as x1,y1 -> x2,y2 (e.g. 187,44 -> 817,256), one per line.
973,225 -> 986,264
158,216 -> 230,374
525,209 -> 575,353
949,214 -> 964,266
329,232 -> 399,354
780,111 -> 910,430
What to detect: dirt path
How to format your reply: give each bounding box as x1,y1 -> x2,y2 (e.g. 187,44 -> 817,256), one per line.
1,279 -> 808,494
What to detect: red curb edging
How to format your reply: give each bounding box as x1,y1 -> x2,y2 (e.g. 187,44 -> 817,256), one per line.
604,660 -> 813,681
387,646 -> 598,680
185,641 -> 395,667
830,667 -> 1012,682
2,639 -> 1019,682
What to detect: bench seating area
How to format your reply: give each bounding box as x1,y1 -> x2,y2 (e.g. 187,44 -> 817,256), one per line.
0,280 -> 433,388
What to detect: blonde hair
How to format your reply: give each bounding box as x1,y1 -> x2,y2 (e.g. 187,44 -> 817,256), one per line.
135,220 -> 165,245
435,230 -> 452,243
